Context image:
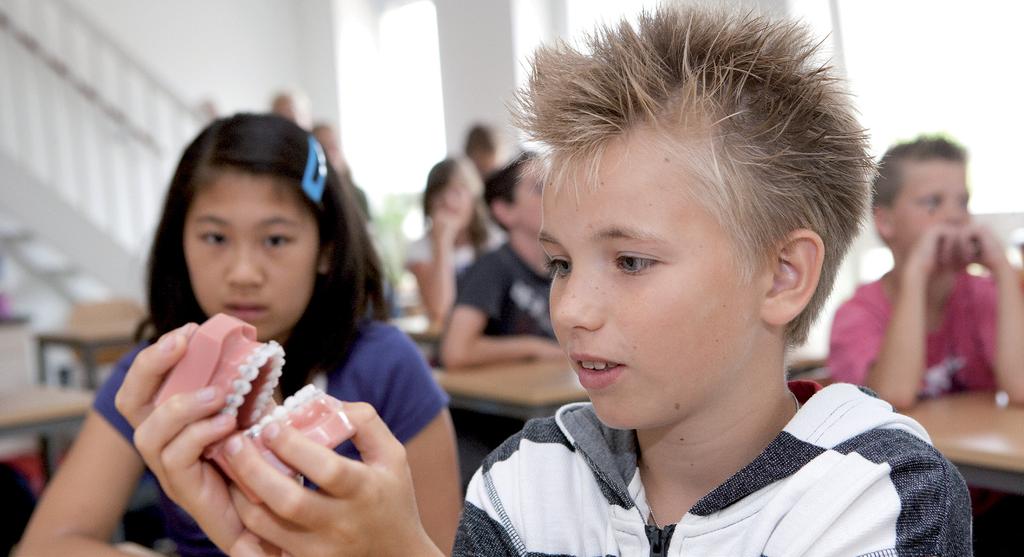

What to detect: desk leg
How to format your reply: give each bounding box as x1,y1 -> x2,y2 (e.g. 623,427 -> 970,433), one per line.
81,347 -> 98,389
39,435 -> 54,481
37,341 -> 49,385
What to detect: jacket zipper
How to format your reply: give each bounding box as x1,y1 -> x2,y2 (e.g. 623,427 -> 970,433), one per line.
646,523 -> 675,557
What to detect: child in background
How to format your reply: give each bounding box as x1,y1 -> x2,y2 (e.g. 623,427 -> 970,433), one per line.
405,158 -> 496,329
463,123 -> 502,179
269,89 -> 312,131
828,137 -> 1024,409
311,121 -> 371,221
440,153 -> 563,368
828,136 -> 1024,555
116,7 -> 972,556
17,114 -> 461,556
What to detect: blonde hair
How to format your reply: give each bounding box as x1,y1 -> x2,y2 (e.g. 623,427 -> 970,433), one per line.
513,5 -> 874,344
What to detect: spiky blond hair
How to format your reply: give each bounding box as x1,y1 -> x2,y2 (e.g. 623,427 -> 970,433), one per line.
513,5 -> 874,344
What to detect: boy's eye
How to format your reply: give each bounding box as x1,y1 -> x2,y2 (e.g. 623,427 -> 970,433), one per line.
264,235 -> 292,248
616,255 -> 654,274
919,194 -> 942,214
200,232 -> 226,245
545,257 -> 571,279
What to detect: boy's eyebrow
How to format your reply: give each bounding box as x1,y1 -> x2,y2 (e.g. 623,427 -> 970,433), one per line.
592,225 -> 663,243
538,230 -> 560,244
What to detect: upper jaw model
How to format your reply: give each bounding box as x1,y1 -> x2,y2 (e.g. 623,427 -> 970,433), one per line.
154,313 -> 353,501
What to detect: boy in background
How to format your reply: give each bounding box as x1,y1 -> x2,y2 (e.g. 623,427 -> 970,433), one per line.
464,123 -> 502,179
829,136 -> 1024,554
440,153 -> 563,368
829,137 -> 1024,409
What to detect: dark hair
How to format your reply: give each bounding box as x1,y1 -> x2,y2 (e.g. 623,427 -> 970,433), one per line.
146,113 -> 387,396
873,136 -> 967,208
484,152 -> 536,230
463,124 -> 496,157
421,158 -> 490,254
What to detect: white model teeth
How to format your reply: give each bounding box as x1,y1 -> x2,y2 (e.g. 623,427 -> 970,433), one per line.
239,365 -> 259,382
245,385 -> 327,438
224,341 -> 288,424
232,379 -> 252,395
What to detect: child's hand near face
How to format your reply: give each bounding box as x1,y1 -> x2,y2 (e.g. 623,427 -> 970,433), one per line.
221,403 -> 442,557
430,186 -> 473,245
958,223 -> 1013,276
115,325 -> 282,555
906,223 -> 1009,279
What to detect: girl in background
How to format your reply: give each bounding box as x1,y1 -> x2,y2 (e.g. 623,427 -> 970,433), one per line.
18,114 -> 461,556
405,158 -> 497,329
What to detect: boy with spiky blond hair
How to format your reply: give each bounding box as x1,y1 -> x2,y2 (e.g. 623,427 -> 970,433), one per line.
114,5 -> 973,557
449,5 -> 971,555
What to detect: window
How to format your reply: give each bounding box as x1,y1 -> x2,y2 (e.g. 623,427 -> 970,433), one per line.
795,0 -> 1024,214
336,0 -> 446,201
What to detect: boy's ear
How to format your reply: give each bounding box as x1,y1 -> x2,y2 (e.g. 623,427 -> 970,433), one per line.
760,229 -> 824,328
490,200 -> 514,229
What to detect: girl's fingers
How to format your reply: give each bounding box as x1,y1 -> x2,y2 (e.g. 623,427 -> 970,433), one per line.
116,323 -> 198,426
262,402 -> 405,499
228,530 -> 283,557
330,402 -> 406,471
133,386 -> 228,465
158,411 -> 237,471
223,435 -> 333,527
256,421 -> 364,500
231,487 -> 318,553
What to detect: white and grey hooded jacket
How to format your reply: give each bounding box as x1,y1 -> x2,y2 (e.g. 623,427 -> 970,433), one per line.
452,383 -> 972,556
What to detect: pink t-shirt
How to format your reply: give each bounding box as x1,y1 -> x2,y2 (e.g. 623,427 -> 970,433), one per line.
828,272 -> 997,398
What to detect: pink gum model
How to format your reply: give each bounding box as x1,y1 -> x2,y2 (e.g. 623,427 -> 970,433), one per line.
153,313 -> 354,502
155,313 -> 283,427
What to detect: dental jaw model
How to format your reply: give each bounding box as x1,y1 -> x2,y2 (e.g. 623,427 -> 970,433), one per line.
155,313 -> 353,501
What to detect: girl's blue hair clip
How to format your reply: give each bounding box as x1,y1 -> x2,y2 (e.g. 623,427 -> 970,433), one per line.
302,135 -> 327,204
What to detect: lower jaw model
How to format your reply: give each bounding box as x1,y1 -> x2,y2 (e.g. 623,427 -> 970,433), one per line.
154,313 -> 352,502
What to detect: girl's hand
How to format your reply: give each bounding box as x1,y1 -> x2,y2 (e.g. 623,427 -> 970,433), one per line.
223,402 -> 442,557
430,186 -> 473,245
115,324 -> 283,555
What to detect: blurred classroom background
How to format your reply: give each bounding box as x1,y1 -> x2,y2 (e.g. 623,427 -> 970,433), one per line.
1,0 -> 1022,554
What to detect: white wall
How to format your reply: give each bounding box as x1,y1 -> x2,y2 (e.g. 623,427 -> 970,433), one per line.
65,0 -> 341,125
434,0 -> 519,154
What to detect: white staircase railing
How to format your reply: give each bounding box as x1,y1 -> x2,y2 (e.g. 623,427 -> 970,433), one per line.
0,0 -> 205,294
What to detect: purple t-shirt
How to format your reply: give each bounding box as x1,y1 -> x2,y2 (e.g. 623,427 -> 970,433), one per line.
828,272 -> 997,398
93,321 -> 448,557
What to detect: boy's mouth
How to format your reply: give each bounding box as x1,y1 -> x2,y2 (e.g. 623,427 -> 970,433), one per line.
579,360 -> 621,371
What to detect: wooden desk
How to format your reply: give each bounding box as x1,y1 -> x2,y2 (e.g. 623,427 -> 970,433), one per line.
906,391 -> 1024,495
0,386 -> 94,477
36,328 -> 136,388
435,360 -> 588,420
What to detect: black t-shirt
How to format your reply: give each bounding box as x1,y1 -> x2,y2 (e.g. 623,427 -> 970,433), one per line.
455,243 -> 554,339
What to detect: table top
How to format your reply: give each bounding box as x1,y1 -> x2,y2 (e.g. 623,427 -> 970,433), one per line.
36,327 -> 137,344
434,359 -> 587,408
906,391 -> 1024,474
390,314 -> 442,344
0,386 -> 94,430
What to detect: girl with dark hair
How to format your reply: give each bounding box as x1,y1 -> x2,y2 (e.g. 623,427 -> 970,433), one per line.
18,114 -> 461,556
405,157 -> 497,329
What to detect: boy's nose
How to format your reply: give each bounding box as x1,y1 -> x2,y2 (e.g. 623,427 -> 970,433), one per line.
942,202 -> 970,226
551,276 -> 603,332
